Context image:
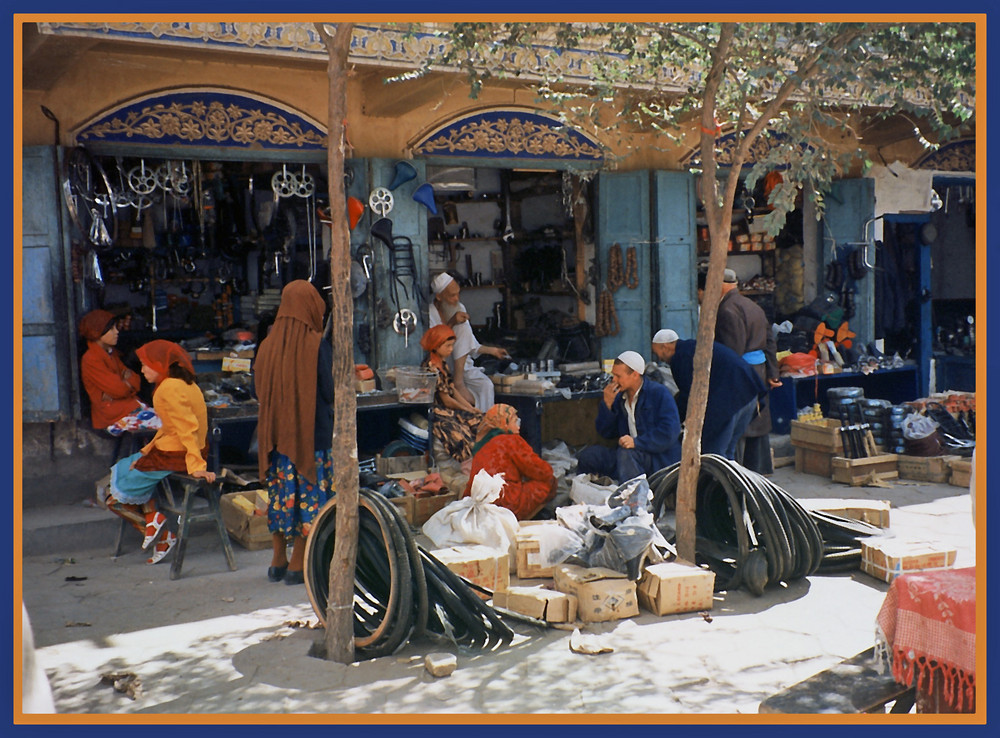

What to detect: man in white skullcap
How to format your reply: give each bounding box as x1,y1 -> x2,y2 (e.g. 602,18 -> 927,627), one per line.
429,271 -> 509,411
576,349 -> 682,484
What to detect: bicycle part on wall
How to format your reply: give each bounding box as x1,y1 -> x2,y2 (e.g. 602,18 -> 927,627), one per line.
62,146 -> 118,249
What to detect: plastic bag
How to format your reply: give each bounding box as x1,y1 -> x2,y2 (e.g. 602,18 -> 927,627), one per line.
542,440 -> 579,478
421,469 -> 519,555
901,412 -> 939,440
531,524 -> 585,568
569,473 -> 617,506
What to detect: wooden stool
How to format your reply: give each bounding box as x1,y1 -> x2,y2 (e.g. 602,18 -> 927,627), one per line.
113,473 -> 238,580
759,647 -> 916,714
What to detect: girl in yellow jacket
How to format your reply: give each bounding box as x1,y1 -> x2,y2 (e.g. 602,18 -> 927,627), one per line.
106,340 -> 215,564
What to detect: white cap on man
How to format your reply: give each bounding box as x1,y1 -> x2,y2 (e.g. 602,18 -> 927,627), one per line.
617,350 -> 647,375
431,272 -> 455,295
723,268 -> 738,283
652,329 -> 679,345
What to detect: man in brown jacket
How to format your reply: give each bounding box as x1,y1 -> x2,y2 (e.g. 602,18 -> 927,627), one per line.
699,269 -> 782,473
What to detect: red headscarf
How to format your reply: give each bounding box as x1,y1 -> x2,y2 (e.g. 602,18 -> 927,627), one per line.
475,403 -> 520,443
79,310 -> 116,342
253,280 -> 326,484
136,340 -> 194,384
420,324 -> 456,372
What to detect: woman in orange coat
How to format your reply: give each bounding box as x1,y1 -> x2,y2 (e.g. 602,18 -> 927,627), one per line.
78,309 -> 161,435
463,404 -> 557,520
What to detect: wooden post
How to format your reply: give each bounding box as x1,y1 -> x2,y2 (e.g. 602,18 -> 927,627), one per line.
316,21 -> 358,664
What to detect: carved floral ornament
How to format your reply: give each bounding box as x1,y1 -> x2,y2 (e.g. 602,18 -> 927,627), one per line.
912,138 -> 975,172
412,110 -> 604,162
75,90 -> 326,150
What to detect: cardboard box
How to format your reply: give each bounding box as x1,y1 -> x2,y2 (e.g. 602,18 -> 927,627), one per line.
790,419 -> 845,454
637,560 -> 715,616
431,544 -> 509,595
553,564 -> 639,623
493,585 -> 578,623
831,454 -> 898,486
861,538 -> 957,582
355,378 -> 377,393
219,489 -> 271,550
389,490 -> 458,527
797,498 -> 891,528
896,454 -> 961,483
515,521 -> 563,579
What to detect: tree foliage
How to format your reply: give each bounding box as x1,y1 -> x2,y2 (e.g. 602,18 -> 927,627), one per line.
412,21 -> 975,563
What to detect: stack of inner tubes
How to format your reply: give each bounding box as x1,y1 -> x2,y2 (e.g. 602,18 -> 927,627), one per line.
303,487 -> 513,659
648,455 -> 882,596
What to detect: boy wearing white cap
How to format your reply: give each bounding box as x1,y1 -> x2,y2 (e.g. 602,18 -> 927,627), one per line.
429,272 -> 509,411
576,350 -> 682,484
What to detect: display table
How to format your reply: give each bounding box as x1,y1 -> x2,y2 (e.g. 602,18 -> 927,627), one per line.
875,567 -> 976,713
496,389 -> 605,454
205,392 -> 427,472
770,365 -> 919,435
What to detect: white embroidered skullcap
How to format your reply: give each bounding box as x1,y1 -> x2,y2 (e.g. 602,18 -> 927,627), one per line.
431,272 -> 455,295
652,329 -> 679,345
617,350 -> 646,375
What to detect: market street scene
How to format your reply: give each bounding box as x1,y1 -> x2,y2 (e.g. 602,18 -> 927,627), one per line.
18,19 -> 980,720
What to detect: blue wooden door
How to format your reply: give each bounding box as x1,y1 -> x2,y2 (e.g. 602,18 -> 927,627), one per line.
652,170 -> 697,339
22,146 -> 77,421
596,170 -> 651,360
823,178 -> 876,349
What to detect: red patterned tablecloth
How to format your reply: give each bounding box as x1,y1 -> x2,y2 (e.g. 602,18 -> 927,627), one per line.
875,567 -> 976,711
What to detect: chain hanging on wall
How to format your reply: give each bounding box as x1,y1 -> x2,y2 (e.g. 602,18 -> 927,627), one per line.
606,242 -> 625,291
625,245 -> 639,289
595,288 -> 619,337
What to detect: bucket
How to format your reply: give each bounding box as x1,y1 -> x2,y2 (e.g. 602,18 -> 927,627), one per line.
395,367 -> 437,404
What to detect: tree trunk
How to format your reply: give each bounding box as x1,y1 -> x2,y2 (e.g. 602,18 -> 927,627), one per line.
317,21 -> 358,664
674,24 -> 737,564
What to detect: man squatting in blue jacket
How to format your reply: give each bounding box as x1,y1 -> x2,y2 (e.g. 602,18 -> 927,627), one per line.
576,350 -> 683,484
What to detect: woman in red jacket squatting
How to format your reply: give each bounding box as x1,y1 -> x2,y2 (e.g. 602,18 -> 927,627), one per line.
79,309 -> 161,436
463,404 -> 557,520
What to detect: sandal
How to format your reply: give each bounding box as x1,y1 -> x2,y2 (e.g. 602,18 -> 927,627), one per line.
142,512 -> 167,550
147,531 -> 177,565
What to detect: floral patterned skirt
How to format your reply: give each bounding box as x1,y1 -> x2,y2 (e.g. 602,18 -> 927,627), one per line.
266,449 -> 334,538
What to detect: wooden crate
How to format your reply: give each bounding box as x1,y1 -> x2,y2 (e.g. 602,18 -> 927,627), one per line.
949,458 -> 972,488
389,490 -> 458,527
896,454 -> 960,484
790,419 -> 845,454
794,447 -> 833,478
831,454 -> 898,486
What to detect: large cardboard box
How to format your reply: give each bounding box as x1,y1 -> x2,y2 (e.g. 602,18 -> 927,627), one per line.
493,585 -> 578,623
861,538 -> 957,583
515,521 -> 562,579
431,544 -> 509,595
637,560 -> 716,616
219,489 -> 271,550
553,564 -> 639,623
797,498 -> 891,528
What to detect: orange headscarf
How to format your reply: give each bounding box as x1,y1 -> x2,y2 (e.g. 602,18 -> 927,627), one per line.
79,310 -> 116,342
475,403 -> 520,444
136,340 -> 194,385
252,280 -> 326,484
420,324 -> 456,372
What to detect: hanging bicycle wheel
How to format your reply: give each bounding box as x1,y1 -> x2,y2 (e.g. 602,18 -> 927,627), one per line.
62,146 -> 118,249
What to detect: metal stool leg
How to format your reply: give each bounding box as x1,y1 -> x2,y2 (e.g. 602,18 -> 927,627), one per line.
113,517 -> 129,558
164,476 -> 238,580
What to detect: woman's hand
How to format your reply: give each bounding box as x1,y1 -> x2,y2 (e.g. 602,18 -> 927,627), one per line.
191,469 -> 216,484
